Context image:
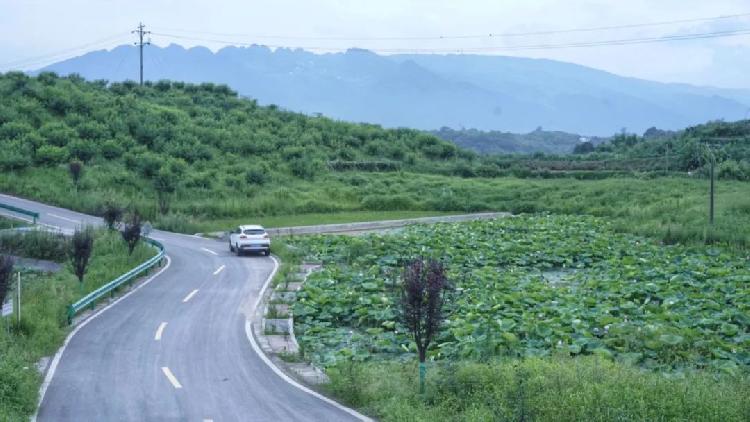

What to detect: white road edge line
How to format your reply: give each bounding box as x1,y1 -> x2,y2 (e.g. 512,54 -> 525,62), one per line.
155,322 -> 168,341
201,247 -> 218,255
48,213 -> 79,223
182,289 -> 199,303
34,255 -> 173,421
245,255 -> 373,422
161,367 -> 183,389
213,265 -> 225,275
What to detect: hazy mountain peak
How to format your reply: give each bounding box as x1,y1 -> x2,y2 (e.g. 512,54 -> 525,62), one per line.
37,43 -> 750,135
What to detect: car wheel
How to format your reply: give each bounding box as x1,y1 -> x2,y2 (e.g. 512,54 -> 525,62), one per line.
235,244 -> 241,256
229,243 -> 235,252
264,250 -> 270,256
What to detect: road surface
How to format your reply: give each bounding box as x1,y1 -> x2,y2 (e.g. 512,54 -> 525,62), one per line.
0,194 -> 360,422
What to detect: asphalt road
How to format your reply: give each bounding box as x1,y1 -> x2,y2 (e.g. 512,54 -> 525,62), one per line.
0,194 -> 359,422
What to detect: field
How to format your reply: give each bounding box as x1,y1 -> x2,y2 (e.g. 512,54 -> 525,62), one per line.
285,215 -> 750,420
0,230 -> 156,421
3,169 -> 749,248
292,216 -> 749,371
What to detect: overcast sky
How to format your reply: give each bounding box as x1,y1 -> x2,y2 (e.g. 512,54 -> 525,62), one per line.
1,0 -> 750,89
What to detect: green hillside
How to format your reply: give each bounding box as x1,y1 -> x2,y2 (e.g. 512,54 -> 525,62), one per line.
0,72 -> 748,247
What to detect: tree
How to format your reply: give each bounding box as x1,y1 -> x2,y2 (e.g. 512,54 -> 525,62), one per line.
153,167 -> 178,215
120,211 -> 142,255
68,160 -> 83,190
0,255 -> 14,308
400,258 -> 450,394
573,141 -> 595,154
101,201 -> 123,230
70,226 -> 94,285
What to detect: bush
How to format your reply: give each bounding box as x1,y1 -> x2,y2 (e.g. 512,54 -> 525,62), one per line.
245,165 -> 268,185
34,145 -> 68,165
0,231 -> 69,261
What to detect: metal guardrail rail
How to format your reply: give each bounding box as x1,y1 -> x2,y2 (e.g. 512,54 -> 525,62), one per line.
0,202 -> 39,224
67,238 -> 165,324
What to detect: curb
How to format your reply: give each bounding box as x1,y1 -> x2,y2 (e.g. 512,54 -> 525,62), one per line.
244,255 -> 373,422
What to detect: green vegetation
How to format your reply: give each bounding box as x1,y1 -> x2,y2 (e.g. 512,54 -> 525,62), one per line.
0,216 -> 27,230
0,230 -> 68,261
0,73 -> 747,249
431,126 -> 606,155
326,358 -> 749,421
292,216 -> 749,371
0,230 -> 155,421
287,216 -> 749,420
0,72 -> 475,224
573,121 -> 750,178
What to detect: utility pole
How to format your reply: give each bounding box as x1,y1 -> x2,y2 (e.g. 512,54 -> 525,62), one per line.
132,22 -> 151,85
16,272 -> 20,325
704,143 -> 716,225
709,152 -> 715,225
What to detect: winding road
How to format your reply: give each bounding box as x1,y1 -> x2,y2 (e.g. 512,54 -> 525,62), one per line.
0,194 -> 362,421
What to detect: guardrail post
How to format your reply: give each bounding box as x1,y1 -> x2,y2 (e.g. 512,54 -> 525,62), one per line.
67,305 -> 74,325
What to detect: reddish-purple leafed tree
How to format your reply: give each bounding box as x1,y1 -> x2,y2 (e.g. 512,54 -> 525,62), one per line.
400,258 -> 449,393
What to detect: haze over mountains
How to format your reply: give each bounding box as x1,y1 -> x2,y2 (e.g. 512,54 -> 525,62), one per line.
39,44 -> 750,136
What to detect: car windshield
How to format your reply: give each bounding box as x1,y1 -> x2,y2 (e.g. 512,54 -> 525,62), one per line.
243,229 -> 265,235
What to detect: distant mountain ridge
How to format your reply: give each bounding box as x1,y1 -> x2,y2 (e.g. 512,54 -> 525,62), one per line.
37,44 -> 750,136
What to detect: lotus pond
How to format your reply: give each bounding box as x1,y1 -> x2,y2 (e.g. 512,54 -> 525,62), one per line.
291,215 -> 749,373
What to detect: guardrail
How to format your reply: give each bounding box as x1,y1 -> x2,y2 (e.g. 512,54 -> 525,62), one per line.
0,202 -> 39,224
67,238 -> 165,324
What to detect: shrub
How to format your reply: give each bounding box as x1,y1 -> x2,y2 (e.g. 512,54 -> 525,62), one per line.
34,145 -> 68,165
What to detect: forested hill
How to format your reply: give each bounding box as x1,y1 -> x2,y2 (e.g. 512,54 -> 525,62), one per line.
0,71 -> 472,178
431,127 -> 608,155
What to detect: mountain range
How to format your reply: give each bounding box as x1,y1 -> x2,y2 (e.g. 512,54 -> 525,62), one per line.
37,44 -> 750,136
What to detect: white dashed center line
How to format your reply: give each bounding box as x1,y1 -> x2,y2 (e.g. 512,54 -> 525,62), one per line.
48,213 -> 79,223
201,247 -> 218,255
154,322 -> 167,341
182,289 -> 199,303
213,265 -> 225,275
161,367 -> 182,389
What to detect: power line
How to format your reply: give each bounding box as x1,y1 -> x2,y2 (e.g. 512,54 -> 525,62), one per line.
151,11 -> 750,41
151,26 -> 750,54
0,33 -> 131,70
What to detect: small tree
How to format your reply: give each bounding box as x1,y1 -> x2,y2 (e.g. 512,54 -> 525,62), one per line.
0,255 -> 14,307
400,258 -> 450,394
121,211 -> 142,255
102,201 -> 123,230
70,226 -> 94,285
69,160 -> 84,190
153,168 -> 177,215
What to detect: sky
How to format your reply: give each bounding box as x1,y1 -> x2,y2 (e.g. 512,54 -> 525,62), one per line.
1,0 -> 750,89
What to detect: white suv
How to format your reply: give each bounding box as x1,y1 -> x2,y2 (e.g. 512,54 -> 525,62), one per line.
229,225 -> 271,256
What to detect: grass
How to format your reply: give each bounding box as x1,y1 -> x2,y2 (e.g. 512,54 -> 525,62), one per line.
326,357 -> 750,422
3,169 -> 748,248
0,216 -> 28,230
0,230 -> 157,421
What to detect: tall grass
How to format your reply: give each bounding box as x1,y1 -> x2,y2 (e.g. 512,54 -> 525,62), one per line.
0,216 -> 27,230
326,357 -> 750,422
